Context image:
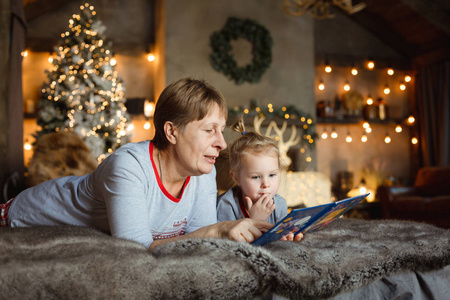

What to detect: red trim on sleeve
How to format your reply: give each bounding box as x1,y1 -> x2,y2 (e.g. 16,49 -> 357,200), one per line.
149,141 -> 190,203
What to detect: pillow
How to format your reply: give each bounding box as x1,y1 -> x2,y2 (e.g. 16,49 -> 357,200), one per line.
414,166 -> 450,197
26,132 -> 97,187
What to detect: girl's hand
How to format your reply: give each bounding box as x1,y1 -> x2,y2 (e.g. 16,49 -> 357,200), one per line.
281,232 -> 304,242
245,193 -> 276,221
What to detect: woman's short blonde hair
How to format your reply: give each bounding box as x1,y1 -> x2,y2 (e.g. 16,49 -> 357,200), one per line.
228,117 -> 280,175
153,78 -> 227,150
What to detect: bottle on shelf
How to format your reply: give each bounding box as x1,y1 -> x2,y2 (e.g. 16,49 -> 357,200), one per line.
376,98 -> 388,120
363,97 -> 377,120
316,100 -> 334,118
334,94 -> 345,120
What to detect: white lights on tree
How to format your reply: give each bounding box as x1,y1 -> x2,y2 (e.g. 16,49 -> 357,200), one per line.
35,3 -> 133,162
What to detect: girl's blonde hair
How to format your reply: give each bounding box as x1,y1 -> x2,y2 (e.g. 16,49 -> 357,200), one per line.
228,117 -> 280,175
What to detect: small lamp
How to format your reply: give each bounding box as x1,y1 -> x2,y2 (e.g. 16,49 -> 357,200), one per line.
143,100 -> 155,130
347,178 -> 376,202
144,100 -> 155,118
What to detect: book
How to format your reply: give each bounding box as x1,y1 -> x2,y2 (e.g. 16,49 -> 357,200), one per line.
252,193 -> 370,246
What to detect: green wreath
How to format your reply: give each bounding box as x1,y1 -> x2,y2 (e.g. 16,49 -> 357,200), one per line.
209,17 -> 273,85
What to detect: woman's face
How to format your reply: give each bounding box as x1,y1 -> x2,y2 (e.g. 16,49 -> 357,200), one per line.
173,103 -> 227,177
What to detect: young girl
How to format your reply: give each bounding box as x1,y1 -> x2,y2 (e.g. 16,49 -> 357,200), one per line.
217,118 -> 302,242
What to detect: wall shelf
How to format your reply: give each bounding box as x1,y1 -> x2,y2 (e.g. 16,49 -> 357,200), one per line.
317,117 -> 403,125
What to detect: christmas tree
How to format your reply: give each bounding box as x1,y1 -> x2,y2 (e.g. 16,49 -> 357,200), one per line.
35,3 -> 132,163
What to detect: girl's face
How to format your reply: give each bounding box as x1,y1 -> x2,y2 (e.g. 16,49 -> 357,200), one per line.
173,103 -> 227,177
233,153 -> 280,203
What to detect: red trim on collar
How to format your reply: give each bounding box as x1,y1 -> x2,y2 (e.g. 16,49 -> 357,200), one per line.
149,141 -> 190,203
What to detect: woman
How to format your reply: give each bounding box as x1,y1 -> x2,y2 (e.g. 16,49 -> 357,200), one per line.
3,78 -> 272,250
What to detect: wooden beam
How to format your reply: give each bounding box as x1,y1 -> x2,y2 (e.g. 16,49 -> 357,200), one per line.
346,9 -> 416,59
413,44 -> 450,68
24,0 -> 75,21
315,53 -> 411,70
0,0 -> 11,195
399,0 -> 450,35
1,0 -> 26,201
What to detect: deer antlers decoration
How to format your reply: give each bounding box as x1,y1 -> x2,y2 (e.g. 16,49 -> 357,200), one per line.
254,115 -> 301,169
284,0 -> 366,20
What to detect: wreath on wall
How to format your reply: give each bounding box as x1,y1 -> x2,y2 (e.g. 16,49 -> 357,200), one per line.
209,17 -> 273,85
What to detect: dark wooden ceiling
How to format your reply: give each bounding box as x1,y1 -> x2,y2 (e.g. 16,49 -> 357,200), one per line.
349,0 -> 450,60
24,0 -> 450,62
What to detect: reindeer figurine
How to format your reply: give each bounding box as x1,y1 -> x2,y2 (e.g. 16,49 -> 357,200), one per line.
253,115 -> 301,170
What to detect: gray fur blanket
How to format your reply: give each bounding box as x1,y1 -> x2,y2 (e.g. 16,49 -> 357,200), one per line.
0,218 -> 449,300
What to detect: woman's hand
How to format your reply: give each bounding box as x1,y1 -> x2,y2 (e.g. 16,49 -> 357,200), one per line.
214,218 -> 274,243
149,219 -> 273,250
245,194 -> 276,221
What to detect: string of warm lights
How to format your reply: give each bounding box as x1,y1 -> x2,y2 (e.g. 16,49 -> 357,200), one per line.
316,57 -> 418,145
319,116 -> 418,145
317,58 -> 413,94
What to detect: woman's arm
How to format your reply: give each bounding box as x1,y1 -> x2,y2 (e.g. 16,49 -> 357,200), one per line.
149,218 -> 273,250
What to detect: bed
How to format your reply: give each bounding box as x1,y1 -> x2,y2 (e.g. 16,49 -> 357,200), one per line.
1,218 -> 449,299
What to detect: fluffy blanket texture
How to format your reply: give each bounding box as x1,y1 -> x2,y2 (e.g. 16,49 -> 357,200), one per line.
0,218 -> 449,300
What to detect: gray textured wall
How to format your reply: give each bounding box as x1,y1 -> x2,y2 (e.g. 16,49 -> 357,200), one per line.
164,0 -> 315,112
163,0 -> 316,170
